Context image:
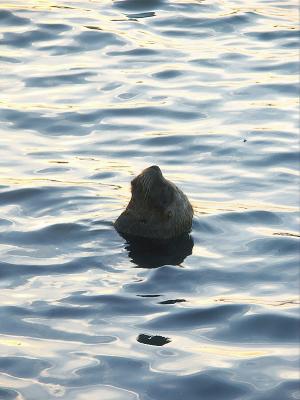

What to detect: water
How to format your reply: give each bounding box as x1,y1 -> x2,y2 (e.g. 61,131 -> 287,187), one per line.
0,0 -> 299,399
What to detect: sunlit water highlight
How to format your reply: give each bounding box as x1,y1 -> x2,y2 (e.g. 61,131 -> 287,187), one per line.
0,0 -> 299,399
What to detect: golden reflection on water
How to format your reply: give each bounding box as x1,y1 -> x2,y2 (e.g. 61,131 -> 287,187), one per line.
214,296 -> 299,309
0,1 -> 298,397
279,369 -> 300,380
192,200 -> 299,214
0,338 -> 23,347
155,334 -> 297,374
192,245 -> 222,258
248,226 -> 300,238
181,295 -> 299,310
0,176 -> 120,189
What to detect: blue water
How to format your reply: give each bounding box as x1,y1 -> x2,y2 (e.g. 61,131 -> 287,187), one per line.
0,1 -> 299,399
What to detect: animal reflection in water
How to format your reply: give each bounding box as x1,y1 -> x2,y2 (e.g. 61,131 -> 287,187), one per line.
121,232 -> 194,268
115,165 -> 194,267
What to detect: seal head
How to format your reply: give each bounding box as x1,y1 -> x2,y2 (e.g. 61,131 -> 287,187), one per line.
114,165 -> 193,239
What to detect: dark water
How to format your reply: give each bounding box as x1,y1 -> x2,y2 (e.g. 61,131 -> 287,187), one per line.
0,0 -> 299,399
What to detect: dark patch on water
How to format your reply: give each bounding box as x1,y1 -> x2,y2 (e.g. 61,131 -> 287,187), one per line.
137,334 -> 171,346
120,233 -> 194,268
159,298 -> 186,304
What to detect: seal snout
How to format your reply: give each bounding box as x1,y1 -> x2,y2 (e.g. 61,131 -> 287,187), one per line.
149,165 -> 161,172
143,165 -> 163,178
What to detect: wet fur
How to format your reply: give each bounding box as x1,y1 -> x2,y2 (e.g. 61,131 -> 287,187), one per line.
114,166 -> 193,239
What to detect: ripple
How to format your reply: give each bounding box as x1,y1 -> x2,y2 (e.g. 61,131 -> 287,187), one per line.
248,236 -> 300,256
1,29 -> 58,47
0,186 -> 95,217
0,55 -> 21,63
251,61 -> 299,74
0,187 -> 47,205
235,83 -> 300,98
0,0 -> 298,398
25,71 -> 96,87
68,386 -> 139,400
0,10 -> 29,26
153,11 -> 256,34
142,304 -> 248,330
0,388 -> 20,400
0,356 -> 51,378
0,256 -> 111,283
0,108 -> 81,136
244,150 -> 299,167
37,23 -> 71,33
62,293 -> 159,316
108,47 -> 158,57
152,69 -> 183,79
41,354 -> 249,400
216,312 -> 300,343
114,0 -> 165,11
246,29 -> 300,41
220,210 -> 282,225
75,30 -> 126,49
0,105 -> 202,137
146,371 -> 250,400
127,11 -> 156,19
0,305 -> 115,344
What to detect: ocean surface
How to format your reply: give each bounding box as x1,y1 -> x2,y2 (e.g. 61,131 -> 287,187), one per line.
0,0 -> 299,399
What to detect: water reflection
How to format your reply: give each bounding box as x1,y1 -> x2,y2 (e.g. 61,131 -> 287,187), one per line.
119,232 -> 194,268
0,0 -> 299,399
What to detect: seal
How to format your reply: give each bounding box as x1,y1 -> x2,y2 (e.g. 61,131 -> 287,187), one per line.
114,165 -> 193,239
